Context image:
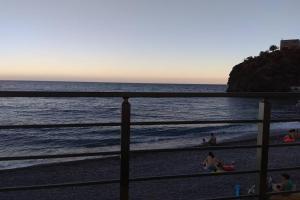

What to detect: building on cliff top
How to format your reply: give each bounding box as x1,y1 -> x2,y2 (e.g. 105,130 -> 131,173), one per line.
280,39 -> 300,50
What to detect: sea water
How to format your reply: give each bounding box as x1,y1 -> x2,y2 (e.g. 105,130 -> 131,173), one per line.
0,80 -> 299,169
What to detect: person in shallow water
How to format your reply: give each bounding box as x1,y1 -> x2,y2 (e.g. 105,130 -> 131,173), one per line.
208,133 -> 217,145
202,152 -> 221,172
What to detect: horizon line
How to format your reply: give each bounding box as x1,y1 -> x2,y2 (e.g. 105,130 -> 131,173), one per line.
0,79 -> 227,86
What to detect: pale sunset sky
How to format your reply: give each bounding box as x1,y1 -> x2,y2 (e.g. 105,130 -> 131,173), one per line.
1,0 -> 300,84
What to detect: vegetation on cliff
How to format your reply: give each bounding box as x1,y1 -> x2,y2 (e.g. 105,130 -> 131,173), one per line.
227,46 -> 300,92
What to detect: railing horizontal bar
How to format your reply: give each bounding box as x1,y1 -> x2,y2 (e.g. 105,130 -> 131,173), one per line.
130,170 -> 259,182
271,119 -> 300,123
267,189 -> 300,196
203,194 -> 258,200
2,146 -> 298,162
268,166 -> 300,172
269,143 -> 300,147
1,144 -> 299,163
132,145 -> 261,154
0,151 -> 120,161
131,119 -> 262,126
0,91 -> 300,98
0,179 -> 120,192
0,122 -> 121,130
0,145 -> 261,162
1,118 -> 299,130
0,120 -> 259,130
0,120 -> 262,130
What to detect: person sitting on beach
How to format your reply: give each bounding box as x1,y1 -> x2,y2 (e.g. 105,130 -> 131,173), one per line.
208,133 -> 217,145
271,173 -> 294,192
202,152 -> 221,172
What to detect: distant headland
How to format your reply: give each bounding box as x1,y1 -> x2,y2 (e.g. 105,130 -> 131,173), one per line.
227,39 -> 300,92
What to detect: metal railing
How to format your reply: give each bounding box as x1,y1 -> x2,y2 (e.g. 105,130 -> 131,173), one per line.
0,91 -> 299,200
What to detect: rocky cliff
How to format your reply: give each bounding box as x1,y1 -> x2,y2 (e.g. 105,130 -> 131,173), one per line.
227,49 -> 300,92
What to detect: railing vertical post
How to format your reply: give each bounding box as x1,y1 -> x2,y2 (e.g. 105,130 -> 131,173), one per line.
120,97 -> 131,200
257,99 -> 271,200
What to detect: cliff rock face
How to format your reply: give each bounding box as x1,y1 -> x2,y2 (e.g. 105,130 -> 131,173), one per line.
227,49 -> 300,92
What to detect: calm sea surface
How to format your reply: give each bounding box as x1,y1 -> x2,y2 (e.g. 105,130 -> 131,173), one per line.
0,80 -> 299,168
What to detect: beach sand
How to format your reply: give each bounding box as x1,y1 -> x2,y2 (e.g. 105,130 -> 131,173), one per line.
0,137 -> 299,200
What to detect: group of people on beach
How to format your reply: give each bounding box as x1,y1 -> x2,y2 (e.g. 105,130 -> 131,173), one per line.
247,173 -> 296,198
201,132 -> 296,197
202,134 -> 229,172
202,150 -> 296,197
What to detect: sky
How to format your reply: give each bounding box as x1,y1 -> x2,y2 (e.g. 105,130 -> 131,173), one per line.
1,0 -> 300,84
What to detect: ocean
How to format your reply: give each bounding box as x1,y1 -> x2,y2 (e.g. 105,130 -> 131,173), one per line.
0,80 -> 299,169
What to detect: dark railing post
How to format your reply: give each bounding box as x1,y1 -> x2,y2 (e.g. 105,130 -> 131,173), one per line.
120,97 -> 131,200
257,99 -> 271,200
